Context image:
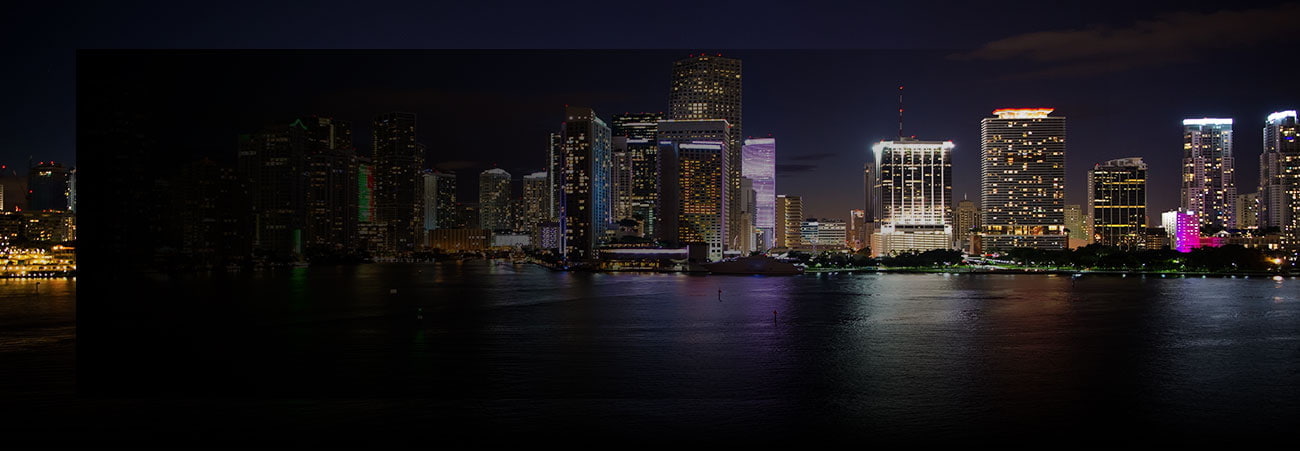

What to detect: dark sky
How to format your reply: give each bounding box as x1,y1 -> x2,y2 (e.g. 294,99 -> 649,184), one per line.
9,0 -> 1300,220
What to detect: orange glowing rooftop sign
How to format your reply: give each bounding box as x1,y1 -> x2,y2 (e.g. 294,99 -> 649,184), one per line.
992,108 -> 1055,119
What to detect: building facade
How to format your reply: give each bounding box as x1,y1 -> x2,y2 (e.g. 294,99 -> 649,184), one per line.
980,108 -> 1067,252
868,139 -> 954,256
1087,157 -> 1147,248
774,195 -> 802,249
1181,118 -> 1236,229
479,168 -> 512,231
372,112 -> 423,255
1258,110 -> 1300,245
670,54 -> 742,254
656,119 -> 730,261
742,137 -> 776,251
611,113 -> 664,237
557,106 -> 613,261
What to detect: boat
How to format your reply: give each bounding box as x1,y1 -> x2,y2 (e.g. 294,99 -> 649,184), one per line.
702,255 -> 804,276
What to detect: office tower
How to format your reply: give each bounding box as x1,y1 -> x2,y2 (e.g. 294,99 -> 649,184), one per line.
522,171 -> 549,234
1064,204 -> 1087,244
800,219 -> 819,247
68,168 -> 76,213
611,137 -> 633,221
612,113 -> 663,236
372,112 -> 423,254
817,218 -> 846,249
1162,210 -> 1200,253
868,139 -> 954,256
177,158 -> 251,263
479,168 -> 511,231
557,106 -> 613,260
423,170 -> 457,230
738,176 -> 757,253
847,209 -> 867,251
1237,192 -> 1259,230
671,54 -> 742,253
657,119 -> 730,261
302,117 -> 358,253
238,121 -> 308,258
1087,157 -> 1147,248
980,108 -> 1067,252
1181,118 -> 1235,229
0,165 -> 28,211
547,132 -> 562,221
775,195 -> 803,249
954,199 -> 980,250
1259,110 -> 1300,242
28,162 -> 71,211
742,137 -> 776,250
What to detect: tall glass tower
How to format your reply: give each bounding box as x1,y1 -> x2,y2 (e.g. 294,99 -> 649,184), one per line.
979,108 -> 1067,252
1181,118 -> 1235,229
671,54 -> 742,253
741,137 -> 775,250
1087,157 -> 1147,248
558,106 -> 612,261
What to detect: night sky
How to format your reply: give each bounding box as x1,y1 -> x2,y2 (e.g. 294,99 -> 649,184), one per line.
9,0 -> 1300,220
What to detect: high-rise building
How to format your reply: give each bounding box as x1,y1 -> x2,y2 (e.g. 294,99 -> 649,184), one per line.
1087,157 -> 1147,248
372,112 -> 423,255
816,218 -> 846,249
1258,110 -> 1300,244
611,137 -> 634,221
302,117 -> 358,254
1181,118 -> 1236,229
868,139 -> 954,256
611,113 -> 663,236
557,106 -> 613,261
954,199 -> 980,251
847,209 -> 867,251
738,176 -> 757,253
28,162 -> 71,211
1237,192 -> 1259,230
67,168 -> 76,213
238,121 -> 308,258
774,195 -> 802,249
1064,204 -> 1087,244
671,54 -> 742,254
980,108 -> 1067,252
522,171 -> 549,235
656,119 -> 730,261
479,168 -> 512,231
742,137 -> 776,250
1162,210 -> 1200,253
547,132 -> 562,222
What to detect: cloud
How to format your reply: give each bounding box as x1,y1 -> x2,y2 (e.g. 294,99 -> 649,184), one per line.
951,2 -> 1300,79
776,164 -> 819,174
789,152 -> 836,161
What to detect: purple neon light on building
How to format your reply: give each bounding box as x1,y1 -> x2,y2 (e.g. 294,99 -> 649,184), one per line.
742,138 -> 776,250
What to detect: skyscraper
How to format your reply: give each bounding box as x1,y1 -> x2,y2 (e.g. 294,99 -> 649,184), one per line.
1181,118 -> 1235,229
1259,110 -> 1299,243
28,162 -> 71,211
954,199 -> 980,251
775,195 -> 803,249
670,54 -> 742,253
742,137 -> 776,250
1237,192 -> 1259,230
980,108 -> 1067,252
611,113 -> 663,236
611,137 -> 633,221
868,139 -> 954,256
1064,204 -> 1088,245
372,112 -> 423,255
557,106 -> 612,261
302,117 -> 357,253
238,121 -> 308,258
847,209 -> 867,251
1088,157 -> 1148,248
547,132 -> 562,222
479,168 -> 512,231
738,176 -> 757,253
656,119 -> 730,261
522,171 -> 549,234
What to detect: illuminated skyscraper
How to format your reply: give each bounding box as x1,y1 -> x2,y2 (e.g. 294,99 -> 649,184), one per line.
558,106 -> 612,261
670,54 -> 742,253
479,168 -> 512,231
980,108 -> 1067,252
1259,110 -> 1300,243
657,119 -> 730,261
868,139 -> 953,256
238,121 -> 308,258
1181,118 -> 1235,229
775,195 -> 802,249
372,112 -> 423,254
522,171 -> 549,234
1087,158 -> 1147,248
611,113 -> 663,236
954,199 -> 980,251
1237,192 -> 1259,230
847,209 -> 867,251
547,132 -> 562,221
303,117 -> 358,253
1163,210 -> 1200,253
611,137 -> 633,221
742,137 -> 775,250
1064,204 -> 1087,244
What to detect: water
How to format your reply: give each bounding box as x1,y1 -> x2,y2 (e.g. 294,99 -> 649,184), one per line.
6,264 -> 1300,445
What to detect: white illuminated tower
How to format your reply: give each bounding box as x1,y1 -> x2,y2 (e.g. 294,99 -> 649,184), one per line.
1259,110 -> 1299,243
980,108 -> 1067,252
1181,118 -> 1235,228
868,138 -> 954,256
742,137 -> 775,250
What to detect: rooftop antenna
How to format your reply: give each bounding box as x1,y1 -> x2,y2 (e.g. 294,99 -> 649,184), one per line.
898,85 -> 904,140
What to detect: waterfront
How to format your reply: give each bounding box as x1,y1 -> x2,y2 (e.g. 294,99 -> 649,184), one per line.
8,263 -> 1300,445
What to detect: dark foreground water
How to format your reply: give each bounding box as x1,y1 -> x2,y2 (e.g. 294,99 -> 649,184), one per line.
5,264 -> 1300,446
